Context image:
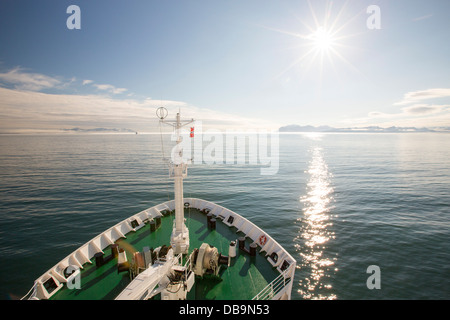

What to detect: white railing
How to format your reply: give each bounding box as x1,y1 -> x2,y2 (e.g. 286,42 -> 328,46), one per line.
252,264 -> 294,300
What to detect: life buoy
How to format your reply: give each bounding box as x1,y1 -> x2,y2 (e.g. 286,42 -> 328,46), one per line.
259,234 -> 267,246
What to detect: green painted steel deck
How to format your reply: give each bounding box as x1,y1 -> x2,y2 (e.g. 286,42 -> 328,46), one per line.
50,208 -> 280,300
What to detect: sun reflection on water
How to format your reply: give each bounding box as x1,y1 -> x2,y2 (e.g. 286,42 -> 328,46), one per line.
296,146 -> 336,300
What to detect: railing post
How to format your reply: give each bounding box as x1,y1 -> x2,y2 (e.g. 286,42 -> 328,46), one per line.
252,263 -> 294,300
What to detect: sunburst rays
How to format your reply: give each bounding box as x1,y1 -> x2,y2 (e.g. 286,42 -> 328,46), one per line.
263,0 -> 366,88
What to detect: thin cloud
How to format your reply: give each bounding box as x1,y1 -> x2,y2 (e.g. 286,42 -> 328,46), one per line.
0,67 -> 61,91
413,14 -> 433,22
402,104 -> 447,115
357,103 -> 450,130
344,86 -> 450,128
81,80 -> 128,95
394,88 -> 450,105
368,104 -> 448,118
0,87 -> 183,133
0,87 -> 276,133
368,111 -> 388,117
0,68 -> 279,133
0,67 -> 127,95
93,83 -> 127,94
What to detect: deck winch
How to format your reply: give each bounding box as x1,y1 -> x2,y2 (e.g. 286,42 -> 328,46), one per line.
191,243 -> 228,277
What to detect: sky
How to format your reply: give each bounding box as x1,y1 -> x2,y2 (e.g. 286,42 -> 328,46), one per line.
0,0 -> 449,133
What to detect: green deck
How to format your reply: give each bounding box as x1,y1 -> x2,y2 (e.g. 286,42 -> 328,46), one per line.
50,208 -> 280,300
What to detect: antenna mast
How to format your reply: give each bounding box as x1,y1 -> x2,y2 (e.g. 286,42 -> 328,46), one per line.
156,107 -> 194,255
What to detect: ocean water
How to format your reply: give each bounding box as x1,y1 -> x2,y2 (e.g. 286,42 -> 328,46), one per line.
0,133 -> 449,300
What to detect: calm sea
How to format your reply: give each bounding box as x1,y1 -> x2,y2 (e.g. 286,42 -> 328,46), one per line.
0,133 -> 449,300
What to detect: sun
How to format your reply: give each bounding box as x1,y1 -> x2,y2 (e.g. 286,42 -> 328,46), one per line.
261,0 -> 362,83
309,26 -> 335,52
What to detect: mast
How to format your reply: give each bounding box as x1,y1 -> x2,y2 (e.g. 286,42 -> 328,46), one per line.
157,107 -> 194,255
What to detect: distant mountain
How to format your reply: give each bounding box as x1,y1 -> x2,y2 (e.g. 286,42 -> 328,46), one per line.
278,125 -> 335,132
62,127 -> 135,133
279,125 -> 449,133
